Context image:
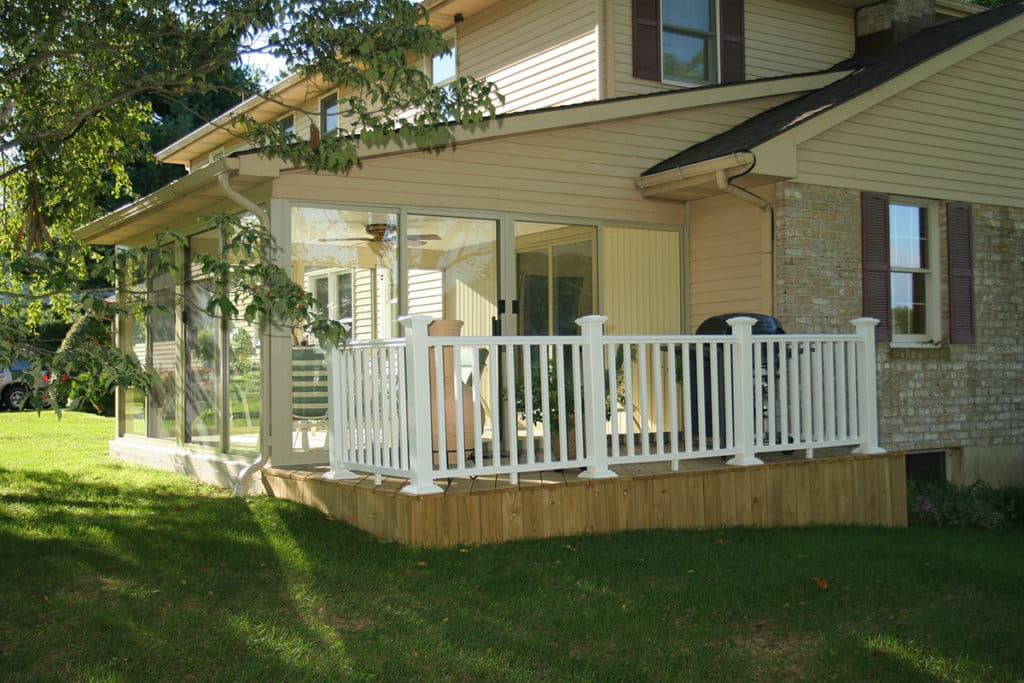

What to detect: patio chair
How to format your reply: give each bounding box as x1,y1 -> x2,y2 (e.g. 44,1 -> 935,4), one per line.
292,346 -> 329,450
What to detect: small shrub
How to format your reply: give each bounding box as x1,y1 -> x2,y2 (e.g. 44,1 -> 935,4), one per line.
908,479 -> 1023,529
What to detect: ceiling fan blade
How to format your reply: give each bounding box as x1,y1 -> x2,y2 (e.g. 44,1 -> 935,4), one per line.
406,233 -> 442,241
318,237 -> 373,243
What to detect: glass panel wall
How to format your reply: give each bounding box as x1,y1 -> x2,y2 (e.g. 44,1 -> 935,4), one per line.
228,321 -> 260,454
186,229 -> 221,448
291,207 -> 399,342
514,222 -> 596,335
290,207 -> 399,453
228,235 -> 261,454
406,214 -> 498,335
123,280 -> 147,436
149,258 -> 177,439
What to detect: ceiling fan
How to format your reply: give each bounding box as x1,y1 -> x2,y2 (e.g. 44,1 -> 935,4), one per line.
318,223 -> 442,256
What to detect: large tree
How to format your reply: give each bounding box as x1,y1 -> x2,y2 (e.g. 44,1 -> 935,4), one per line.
0,0 -> 500,411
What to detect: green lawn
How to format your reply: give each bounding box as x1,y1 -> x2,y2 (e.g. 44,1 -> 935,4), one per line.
1,412 -> 1022,682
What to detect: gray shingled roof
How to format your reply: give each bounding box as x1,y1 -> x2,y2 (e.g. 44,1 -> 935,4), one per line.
643,2 -> 1024,177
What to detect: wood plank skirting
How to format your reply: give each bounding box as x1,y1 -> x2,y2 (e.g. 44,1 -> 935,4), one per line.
261,451 -> 907,547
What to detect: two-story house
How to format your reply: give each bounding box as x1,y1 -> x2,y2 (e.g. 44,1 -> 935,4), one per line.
79,0 -> 1024,541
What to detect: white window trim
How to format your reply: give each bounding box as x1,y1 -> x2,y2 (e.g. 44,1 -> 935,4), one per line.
427,28 -> 458,87
660,0 -> 720,87
279,113 -> 295,136
889,196 -> 941,347
320,92 -> 339,134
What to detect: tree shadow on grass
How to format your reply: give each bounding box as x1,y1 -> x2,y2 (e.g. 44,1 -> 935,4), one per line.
4,462 -> 1023,682
0,467 -> 386,681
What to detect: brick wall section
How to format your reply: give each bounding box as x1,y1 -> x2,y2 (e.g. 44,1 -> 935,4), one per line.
773,181 -> 1024,454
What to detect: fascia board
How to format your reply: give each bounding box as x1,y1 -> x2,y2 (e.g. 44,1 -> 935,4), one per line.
75,159 -> 232,243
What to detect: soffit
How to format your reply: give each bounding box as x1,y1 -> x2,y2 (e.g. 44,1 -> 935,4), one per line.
79,166 -> 270,246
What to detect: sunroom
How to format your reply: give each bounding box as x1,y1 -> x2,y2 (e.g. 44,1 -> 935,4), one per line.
78,87 -> 901,543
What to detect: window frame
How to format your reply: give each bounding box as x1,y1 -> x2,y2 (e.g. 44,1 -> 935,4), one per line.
320,92 -> 339,134
660,0 -> 719,86
888,196 -> 941,346
279,113 -> 295,138
428,28 -> 458,87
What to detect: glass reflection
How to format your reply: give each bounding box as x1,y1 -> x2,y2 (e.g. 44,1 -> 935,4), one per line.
187,229 -> 221,448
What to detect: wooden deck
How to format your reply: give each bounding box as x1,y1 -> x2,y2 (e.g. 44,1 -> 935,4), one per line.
261,451 -> 908,547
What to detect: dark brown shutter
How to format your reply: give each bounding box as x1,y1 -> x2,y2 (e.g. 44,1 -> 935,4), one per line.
719,0 -> 745,83
633,0 -> 661,81
861,191 -> 891,342
947,202 -> 975,344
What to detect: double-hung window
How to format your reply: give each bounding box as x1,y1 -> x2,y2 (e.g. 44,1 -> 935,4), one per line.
862,193 -> 974,345
320,93 -> 339,134
633,0 -> 743,85
888,199 -> 939,343
662,0 -> 718,84
279,114 -> 295,139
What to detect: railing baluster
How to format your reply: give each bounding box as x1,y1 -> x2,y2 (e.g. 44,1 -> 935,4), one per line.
681,341 -> 692,454
667,343 -> 679,464
638,343 -> 650,457
695,341 -> 707,453
623,342 -> 635,457
653,344 -> 665,457
607,343 -> 620,460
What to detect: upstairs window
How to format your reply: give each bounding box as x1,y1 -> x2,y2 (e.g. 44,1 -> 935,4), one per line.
633,0 -> 744,85
662,0 -> 717,84
429,29 -> 457,86
320,93 -> 339,134
279,114 -> 295,138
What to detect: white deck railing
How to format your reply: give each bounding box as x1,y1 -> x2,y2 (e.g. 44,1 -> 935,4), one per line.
323,315 -> 883,495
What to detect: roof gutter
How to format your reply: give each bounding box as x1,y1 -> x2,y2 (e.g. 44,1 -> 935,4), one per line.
637,152 -> 755,197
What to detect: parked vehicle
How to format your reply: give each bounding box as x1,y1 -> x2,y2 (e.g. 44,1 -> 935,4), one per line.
0,361 -> 50,410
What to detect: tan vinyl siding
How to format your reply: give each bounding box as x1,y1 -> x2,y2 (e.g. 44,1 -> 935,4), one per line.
601,227 -> 682,335
443,248 -> 496,337
745,0 -> 853,79
408,268 -> 444,319
273,95 -> 795,227
796,31 -> 1024,208
351,269 -> 375,340
687,191 -> 772,329
447,0 -> 599,113
611,0 -> 853,97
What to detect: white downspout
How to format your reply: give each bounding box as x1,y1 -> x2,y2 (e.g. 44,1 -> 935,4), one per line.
218,172 -> 272,497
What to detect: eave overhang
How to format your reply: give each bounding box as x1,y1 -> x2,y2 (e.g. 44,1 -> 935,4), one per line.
76,158 -> 277,245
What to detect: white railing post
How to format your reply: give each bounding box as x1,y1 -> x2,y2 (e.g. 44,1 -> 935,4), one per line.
399,315 -> 444,495
322,342 -> 359,481
576,315 -> 617,480
851,317 -> 886,455
726,317 -> 763,466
